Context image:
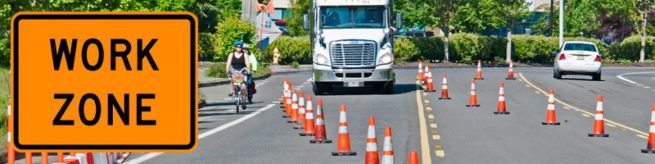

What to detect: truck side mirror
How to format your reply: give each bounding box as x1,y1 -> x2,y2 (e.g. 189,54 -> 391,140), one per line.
395,13 -> 403,29
303,14 -> 309,30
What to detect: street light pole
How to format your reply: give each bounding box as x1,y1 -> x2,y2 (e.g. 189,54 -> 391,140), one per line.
549,0 -> 554,36
559,0 -> 564,47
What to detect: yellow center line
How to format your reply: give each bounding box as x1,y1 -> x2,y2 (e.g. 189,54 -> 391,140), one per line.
518,73 -> 649,137
415,80 -> 433,164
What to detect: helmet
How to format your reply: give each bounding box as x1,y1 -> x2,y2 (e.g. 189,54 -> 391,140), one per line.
234,40 -> 244,46
243,43 -> 250,49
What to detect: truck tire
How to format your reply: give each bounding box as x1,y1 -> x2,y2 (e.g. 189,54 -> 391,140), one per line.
381,81 -> 394,94
313,82 -> 331,95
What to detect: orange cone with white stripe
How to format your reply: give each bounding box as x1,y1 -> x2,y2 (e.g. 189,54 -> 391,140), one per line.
474,60 -> 484,80
332,104 -> 356,156
641,104 -> 655,153
300,96 -> 316,136
281,78 -> 289,107
408,151 -> 419,164
494,82 -> 510,114
466,79 -> 480,107
542,89 -> 560,125
417,62 -> 424,80
506,61 -> 516,80
294,92 -> 306,129
589,96 -> 608,137
425,68 -> 435,92
381,127 -> 394,164
311,99 -> 332,143
439,74 -> 451,100
288,90 -> 299,123
423,64 -> 430,84
365,117 -> 379,164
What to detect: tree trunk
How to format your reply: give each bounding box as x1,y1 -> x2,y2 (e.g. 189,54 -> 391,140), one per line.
444,27 -> 450,63
506,30 -> 512,63
640,12 -> 647,63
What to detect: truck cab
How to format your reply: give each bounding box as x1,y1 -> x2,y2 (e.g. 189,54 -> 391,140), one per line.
309,0 -> 396,94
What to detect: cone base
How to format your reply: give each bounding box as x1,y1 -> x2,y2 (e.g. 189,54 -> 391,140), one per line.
474,78 -> 484,80
494,111 -> 510,114
466,104 -> 480,107
641,149 -> 655,153
332,152 -> 357,156
299,133 -> 316,136
439,97 -> 451,100
588,133 -> 609,137
541,122 -> 561,125
426,90 -> 435,92
287,121 -> 297,123
293,125 -> 303,129
282,115 -> 289,118
506,78 -> 516,80
310,139 -> 333,144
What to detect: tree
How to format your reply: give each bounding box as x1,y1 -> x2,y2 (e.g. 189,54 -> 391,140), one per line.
494,0 -> 530,63
635,0 -> 654,62
394,0 -> 436,29
432,0 -> 466,62
451,0 -> 503,33
287,0 -> 310,36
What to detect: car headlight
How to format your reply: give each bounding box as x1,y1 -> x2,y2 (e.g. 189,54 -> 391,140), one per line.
315,53 -> 330,66
377,53 -> 393,65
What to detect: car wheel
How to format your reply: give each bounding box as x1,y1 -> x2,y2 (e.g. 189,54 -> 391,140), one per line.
592,72 -> 601,81
554,70 -> 562,79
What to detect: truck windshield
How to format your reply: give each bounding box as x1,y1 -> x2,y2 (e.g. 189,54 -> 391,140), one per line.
320,6 -> 385,29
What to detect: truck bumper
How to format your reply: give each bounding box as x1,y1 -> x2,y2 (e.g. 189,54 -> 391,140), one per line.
313,64 -> 394,83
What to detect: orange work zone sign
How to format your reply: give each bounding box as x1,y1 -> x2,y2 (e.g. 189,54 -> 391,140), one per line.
10,12 -> 198,152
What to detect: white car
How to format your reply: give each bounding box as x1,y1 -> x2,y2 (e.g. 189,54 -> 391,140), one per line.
553,41 -> 603,80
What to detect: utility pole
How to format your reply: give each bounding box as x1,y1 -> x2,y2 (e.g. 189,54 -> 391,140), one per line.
559,0 -> 564,47
548,0 -> 554,36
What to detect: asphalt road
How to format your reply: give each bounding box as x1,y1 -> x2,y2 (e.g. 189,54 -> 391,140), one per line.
107,66 -> 655,164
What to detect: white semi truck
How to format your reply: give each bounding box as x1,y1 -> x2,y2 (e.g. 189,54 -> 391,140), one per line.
305,0 -> 397,94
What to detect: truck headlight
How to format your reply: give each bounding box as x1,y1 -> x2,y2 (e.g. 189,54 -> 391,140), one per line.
377,53 -> 393,65
315,53 -> 330,66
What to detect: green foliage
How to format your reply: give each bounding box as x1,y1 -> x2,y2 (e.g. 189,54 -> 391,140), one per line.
287,0 -> 310,36
214,17 -> 256,62
609,35 -> 655,62
263,36 -> 312,64
410,37 -> 444,61
290,61 -> 300,69
205,62 -> 228,78
393,37 -> 420,62
511,35 -> 559,62
199,32 -> 217,61
394,0 -> 437,28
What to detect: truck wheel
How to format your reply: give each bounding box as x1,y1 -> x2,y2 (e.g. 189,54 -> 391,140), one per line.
313,82 -> 331,95
381,81 -> 394,94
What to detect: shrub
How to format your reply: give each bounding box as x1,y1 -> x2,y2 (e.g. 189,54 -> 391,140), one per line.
263,36 -> 312,64
410,37 -> 444,61
0,38 -> 8,67
214,17 -> 256,62
608,35 -> 655,62
290,61 -> 300,69
393,37 -> 420,62
205,62 -> 228,78
199,32 -> 217,61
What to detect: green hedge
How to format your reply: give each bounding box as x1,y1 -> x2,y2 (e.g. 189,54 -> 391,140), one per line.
608,35 -> 655,62
263,36 -> 312,64
213,17 -> 256,62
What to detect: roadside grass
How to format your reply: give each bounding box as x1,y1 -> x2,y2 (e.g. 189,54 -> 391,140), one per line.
0,68 -> 9,156
205,62 -> 271,78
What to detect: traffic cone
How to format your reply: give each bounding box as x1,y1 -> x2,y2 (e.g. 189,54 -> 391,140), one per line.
494,82 -> 510,114
641,104 -> 655,153
466,79 -> 480,107
425,68 -> 435,92
57,152 -> 64,162
474,60 -> 484,80
542,89 -> 560,125
332,104 -> 356,156
281,78 -> 289,106
25,152 -> 32,164
589,96 -> 609,137
408,151 -> 419,164
439,74 -> 451,100
300,96 -> 316,136
294,92 -> 306,129
381,127 -> 394,164
311,99 -> 332,143
365,117 -> 379,164
506,61 -> 516,80
417,62 -> 424,80
283,96 -> 292,118
423,64 -> 430,84
288,90 -> 299,123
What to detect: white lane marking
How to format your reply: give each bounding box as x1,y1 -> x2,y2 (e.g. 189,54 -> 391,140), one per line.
127,104 -> 276,164
616,72 -> 655,87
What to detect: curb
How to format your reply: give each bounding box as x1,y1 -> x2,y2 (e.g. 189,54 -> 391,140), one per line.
199,73 -> 271,88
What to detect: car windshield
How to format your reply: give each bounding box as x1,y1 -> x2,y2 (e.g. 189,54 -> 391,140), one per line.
320,6 -> 385,29
563,43 -> 597,52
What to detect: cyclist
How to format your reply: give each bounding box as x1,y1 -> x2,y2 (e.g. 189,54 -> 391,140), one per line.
243,43 -> 258,103
225,41 -> 250,101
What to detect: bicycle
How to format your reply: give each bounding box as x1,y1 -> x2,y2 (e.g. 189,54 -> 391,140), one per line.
232,72 -> 247,113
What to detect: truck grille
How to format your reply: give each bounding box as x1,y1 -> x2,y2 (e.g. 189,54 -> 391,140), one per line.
330,41 -> 376,67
